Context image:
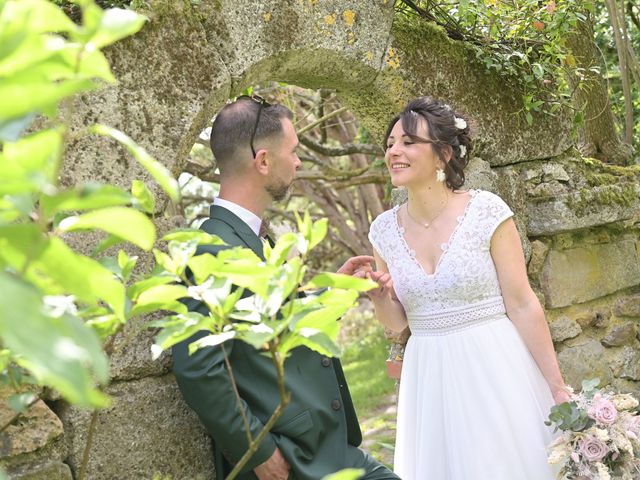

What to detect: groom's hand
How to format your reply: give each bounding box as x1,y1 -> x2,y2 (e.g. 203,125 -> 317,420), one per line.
336,255 -> 374,277
254,447 -> 290,480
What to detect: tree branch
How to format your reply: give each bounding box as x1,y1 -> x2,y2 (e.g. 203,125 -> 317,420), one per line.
299,135 -> 384,157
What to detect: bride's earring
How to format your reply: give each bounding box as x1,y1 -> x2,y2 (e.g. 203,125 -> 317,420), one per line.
436,168 -> 446,182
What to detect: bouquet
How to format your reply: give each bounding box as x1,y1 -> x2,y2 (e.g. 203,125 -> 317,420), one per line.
546,379 -> 640,480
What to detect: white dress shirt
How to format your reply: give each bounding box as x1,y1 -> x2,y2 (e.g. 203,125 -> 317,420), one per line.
213,197 -> 262,237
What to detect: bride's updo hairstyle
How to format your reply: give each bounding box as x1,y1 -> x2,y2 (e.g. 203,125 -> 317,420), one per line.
384,96 -> 472,190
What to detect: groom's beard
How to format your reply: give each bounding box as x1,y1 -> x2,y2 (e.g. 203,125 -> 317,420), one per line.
266,178 -> 292,202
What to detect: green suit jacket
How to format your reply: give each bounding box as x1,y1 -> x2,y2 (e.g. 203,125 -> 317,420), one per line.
172,205 -> 362,480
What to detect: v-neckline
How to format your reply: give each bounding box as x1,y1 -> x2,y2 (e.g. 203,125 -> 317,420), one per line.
394,190 -> 478,278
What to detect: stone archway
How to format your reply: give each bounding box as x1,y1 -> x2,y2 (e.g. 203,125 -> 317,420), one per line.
5,1 -> 639,479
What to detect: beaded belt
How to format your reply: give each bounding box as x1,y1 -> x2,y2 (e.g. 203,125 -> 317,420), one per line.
408,296 -> 507,336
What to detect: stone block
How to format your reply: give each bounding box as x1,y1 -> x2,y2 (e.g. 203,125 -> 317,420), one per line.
108,313 -> 172,382
549,316 -> 582,343
610,346 -> 640,381
0,398 -> 65,467
575,310 -> 611,329
601,322 -> 637,347
57,375 -> 214,480
557,340 -> 613,390
7,462 -> 72,480
615,294 -> 640,318
541,240 -> 640,308
527,183 -> 640,236
0,394 -> 70,479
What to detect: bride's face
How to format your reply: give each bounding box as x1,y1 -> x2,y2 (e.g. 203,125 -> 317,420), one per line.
385,119 -> 442,188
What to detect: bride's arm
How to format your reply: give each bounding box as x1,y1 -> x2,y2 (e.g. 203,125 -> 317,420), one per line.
369,249 -> 409,333
491,218 -> 570,404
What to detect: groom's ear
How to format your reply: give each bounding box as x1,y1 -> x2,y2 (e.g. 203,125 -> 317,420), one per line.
253,148 -> 270,176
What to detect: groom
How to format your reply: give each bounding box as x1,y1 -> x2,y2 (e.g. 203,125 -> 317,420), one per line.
172,96 -> 399,480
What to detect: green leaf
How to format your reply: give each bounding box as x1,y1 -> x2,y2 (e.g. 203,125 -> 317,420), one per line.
58,207 -> 156,251
188,331 -> 236,355
168,240 -> 198,277
0,273 -> 109,408
92,233 -> 125,256
525,111 -> 533,126
127,275 -> 178,301
129,284 -> 188,318
265,232 -> 298,266
280,328 -> 340,358
131,180 -> 155,214
41,184 -> 132,218
0,128 -> 63,194
0,229 -> 126,320
0,78 -> 96,121
236,323 -> 275,350
162,229 -> 226,245
8,392 -> 38,413
88,8 -> 147,49
309,218 -> 328,250
117,250 -> 137,281
149,312 -> 212,357
91,125 -> 180,203
2,0 -> 77,34
153,249 -> 178,276
322,468 -> 364,480
303,273 -> 376,292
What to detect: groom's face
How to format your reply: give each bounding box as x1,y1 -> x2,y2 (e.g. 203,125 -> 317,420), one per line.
265,118 -> 300,201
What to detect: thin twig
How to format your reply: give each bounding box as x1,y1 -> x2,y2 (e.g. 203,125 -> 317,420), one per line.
297,107 -> 347,136
77,410 -> 98,480
221,343 -> 253,445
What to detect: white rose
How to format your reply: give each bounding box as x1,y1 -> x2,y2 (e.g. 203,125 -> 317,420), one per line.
595,462 -> 611,480
547,446 -> 567,465
459,145 -> 467,158
454,117 -> 467,130
612,394 -> 639,411
594,428 -> 610,442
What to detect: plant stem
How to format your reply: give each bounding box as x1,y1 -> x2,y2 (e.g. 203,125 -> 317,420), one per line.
77,410 -> 98,480
225,342 -> 290,480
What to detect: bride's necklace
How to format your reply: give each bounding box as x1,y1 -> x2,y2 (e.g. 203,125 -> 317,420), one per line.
405,194 -> 450,229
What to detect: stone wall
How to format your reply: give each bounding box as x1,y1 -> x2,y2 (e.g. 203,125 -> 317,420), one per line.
2,0 -> 638,478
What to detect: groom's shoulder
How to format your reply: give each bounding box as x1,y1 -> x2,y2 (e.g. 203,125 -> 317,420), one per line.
198,217 -> 244,251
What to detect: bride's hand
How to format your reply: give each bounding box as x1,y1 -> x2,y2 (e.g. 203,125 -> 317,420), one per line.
552,387 -> 572,405
366,270 -> 395,302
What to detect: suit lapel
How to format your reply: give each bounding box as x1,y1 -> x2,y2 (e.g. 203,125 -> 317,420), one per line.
209,205 -> 265,259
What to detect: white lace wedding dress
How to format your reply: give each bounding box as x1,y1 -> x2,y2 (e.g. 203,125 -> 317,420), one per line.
369,190 -> 558,480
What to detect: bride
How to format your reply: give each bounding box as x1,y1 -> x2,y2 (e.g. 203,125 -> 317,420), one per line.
367,96 -> 569,479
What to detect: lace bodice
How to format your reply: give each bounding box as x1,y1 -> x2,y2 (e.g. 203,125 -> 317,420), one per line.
369,190 -> 514,334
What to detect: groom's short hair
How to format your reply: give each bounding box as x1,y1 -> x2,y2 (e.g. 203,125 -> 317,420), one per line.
210,98 -> 293,174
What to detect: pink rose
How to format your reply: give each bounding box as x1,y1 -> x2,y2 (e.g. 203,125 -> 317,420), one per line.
625,415 -> 640,435
578,435 -> 609,462
588,397 -> 618,425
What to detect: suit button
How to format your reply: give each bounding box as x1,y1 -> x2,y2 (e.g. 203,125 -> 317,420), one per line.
321,357 -> 331,367
331,399 -> 341,411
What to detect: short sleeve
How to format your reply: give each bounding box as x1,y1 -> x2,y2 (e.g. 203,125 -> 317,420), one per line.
368,218 -> 386,263
482,191 -> 514,243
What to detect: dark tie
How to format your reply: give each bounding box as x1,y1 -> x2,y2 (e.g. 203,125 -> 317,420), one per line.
259,219 -> 275,247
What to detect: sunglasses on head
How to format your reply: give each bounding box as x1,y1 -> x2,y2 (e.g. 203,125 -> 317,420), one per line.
236,94 -> 271,158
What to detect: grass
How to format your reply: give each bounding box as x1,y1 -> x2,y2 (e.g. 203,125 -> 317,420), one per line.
338,301 -> 398,467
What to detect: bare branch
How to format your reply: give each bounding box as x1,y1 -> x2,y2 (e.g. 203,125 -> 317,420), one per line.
299,135 -> 384,157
